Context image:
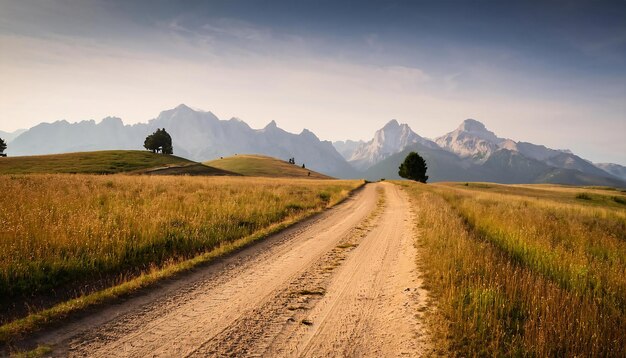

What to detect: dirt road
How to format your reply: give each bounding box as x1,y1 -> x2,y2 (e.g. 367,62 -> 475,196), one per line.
31,183 -> 430,357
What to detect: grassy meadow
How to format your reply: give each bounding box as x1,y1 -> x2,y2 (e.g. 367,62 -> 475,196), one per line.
399,181 -> 626,357
0,174 -> 361,325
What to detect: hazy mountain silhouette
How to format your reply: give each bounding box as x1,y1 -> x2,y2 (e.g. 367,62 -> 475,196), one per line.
0,129 -> 26,143
594,163 -> 626,182
332,139 -> 364,160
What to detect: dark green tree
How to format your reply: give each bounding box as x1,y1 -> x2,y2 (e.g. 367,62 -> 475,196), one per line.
144,128 -> 173,155
0,137 -> 6,155
398,151 -> 428,183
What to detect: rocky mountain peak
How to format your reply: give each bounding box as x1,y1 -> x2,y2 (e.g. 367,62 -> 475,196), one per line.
175,103 -> 193,111
264,120 -> 278,129
458,119 -> 487,132
347,120 -> 436,170
382,119 -> 400,129
455,119 -> 501,143
155,104 -> 202,122
300,128 -> 319,140
435,119 -> 503,162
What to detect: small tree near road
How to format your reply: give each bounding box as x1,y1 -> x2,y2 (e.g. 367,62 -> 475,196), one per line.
398,151 -> 428,183
144,128 -> 173,154
0,138 -> 6,157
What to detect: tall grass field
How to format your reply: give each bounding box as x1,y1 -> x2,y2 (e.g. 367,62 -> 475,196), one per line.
0,174 -> 361,325
399,182 -> 626,357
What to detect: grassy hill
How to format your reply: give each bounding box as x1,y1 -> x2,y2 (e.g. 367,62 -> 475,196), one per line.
0,150 -> 196,175
141,162 -> 238,176
206,154 -> 333,179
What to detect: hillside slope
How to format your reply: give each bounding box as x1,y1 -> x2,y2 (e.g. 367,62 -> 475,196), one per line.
139,163 -> 239,176
595,163 -> 626,182
206,155 -> 333,179
0,150 -> 194,174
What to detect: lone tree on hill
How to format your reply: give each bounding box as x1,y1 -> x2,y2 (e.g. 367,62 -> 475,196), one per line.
0,137 -> 6,156
144,128 -> 173,154
399,151 -> 428,183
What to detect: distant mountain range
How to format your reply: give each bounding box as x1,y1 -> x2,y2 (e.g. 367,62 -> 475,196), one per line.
595,163 -> 626,181
5,105 -> 356,178
2,104 -> 625,186
354,119 -> 626,186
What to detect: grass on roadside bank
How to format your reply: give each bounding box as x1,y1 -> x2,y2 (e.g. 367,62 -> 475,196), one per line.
398,181 -> 626,357
0,175 -> 363,346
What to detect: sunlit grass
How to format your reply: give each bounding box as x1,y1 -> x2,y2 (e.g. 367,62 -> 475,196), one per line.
206,154 -> 332,179
0,174 -> 361,324
399,181 -> 626,356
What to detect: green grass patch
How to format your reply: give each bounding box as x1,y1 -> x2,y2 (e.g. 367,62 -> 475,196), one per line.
613,196 -> 626,205
10,345 -> 52,358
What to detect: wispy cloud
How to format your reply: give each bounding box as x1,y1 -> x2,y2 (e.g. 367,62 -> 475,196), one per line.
200,18 -> 272,42
0,0 -> 624,164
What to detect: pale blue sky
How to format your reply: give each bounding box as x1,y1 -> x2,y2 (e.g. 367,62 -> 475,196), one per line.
0,0 -> 624,164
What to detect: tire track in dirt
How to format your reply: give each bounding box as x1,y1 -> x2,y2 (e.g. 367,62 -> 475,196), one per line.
264,183 -> 430,357
187,187 -> 386,357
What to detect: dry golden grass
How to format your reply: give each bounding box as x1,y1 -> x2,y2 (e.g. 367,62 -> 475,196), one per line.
0,174 -> 361,324
206,154 -> 332,179
398,181 -> 626,357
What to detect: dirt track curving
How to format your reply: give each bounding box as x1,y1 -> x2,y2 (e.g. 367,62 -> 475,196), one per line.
29,182 -> 430,357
